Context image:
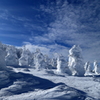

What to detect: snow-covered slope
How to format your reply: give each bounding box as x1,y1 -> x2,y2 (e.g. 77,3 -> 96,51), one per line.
0,42 -> 100,100
0,66 -> 95,100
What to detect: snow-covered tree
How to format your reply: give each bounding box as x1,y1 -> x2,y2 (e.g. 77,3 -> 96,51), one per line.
68,45 -> 85,76
16,48 -> 23,59
44,55 -> 51,64
0,42 -> 6,70
51,58 -> 57,68
19,47 -> 32,66
44,55 -> 53,69
93,61 -> 100,75
84,62 -> 88,71
56,54 -> 71,74
5,45 -> 19,66
34,49 -> 46,69
28,52 -> 35,67
84,62 -> 92,76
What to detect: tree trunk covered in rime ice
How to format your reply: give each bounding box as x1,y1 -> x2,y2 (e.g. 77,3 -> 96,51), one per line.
68,45 -> 85,76
0,42 -> 6,70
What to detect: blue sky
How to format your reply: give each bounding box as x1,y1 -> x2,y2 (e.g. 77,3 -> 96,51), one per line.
0,0 -> 100,62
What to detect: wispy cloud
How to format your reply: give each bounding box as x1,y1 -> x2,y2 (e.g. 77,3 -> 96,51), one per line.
29,0 -> 100,62
0,0 -> 100,62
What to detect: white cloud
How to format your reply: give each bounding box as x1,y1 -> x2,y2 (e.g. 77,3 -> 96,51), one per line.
23,42 -> 52,56
23,42 -> 69,59
29,0 -> 100,62
1,0 -> 100,62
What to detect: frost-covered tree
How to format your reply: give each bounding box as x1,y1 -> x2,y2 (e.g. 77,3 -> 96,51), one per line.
16,48 -> 23,59
84,62 -> 89,71
44,55 -> 53,69
84,62 -> 92,76
19,47 -> 32,66
5,45 -> 19,66
68,45 -> 85,76
0,42 -> 6,70
28,52 -> 35,67
93,61 -> 100,75
56,54 -> 71,74
44,55 -> 51,65
34,48 -> 46,69
51,58 -> 57,68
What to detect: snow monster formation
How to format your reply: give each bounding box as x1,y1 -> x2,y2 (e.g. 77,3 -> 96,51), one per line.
34,49 -> 46,70
0,42 -> 6,70
84,62 -> 92,76
19,47 -> 33,67
68,45 -> 85,76
5,45 -> 19,66
93,61 -> 100,75
51,58 -> 57,68
56,55 -> 71,74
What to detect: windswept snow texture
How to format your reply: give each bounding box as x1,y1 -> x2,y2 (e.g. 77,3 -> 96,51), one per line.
0,67 -> 94,100
0,71 -> 57,96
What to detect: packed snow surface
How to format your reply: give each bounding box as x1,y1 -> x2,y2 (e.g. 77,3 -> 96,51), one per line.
0,66 -> 100,100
